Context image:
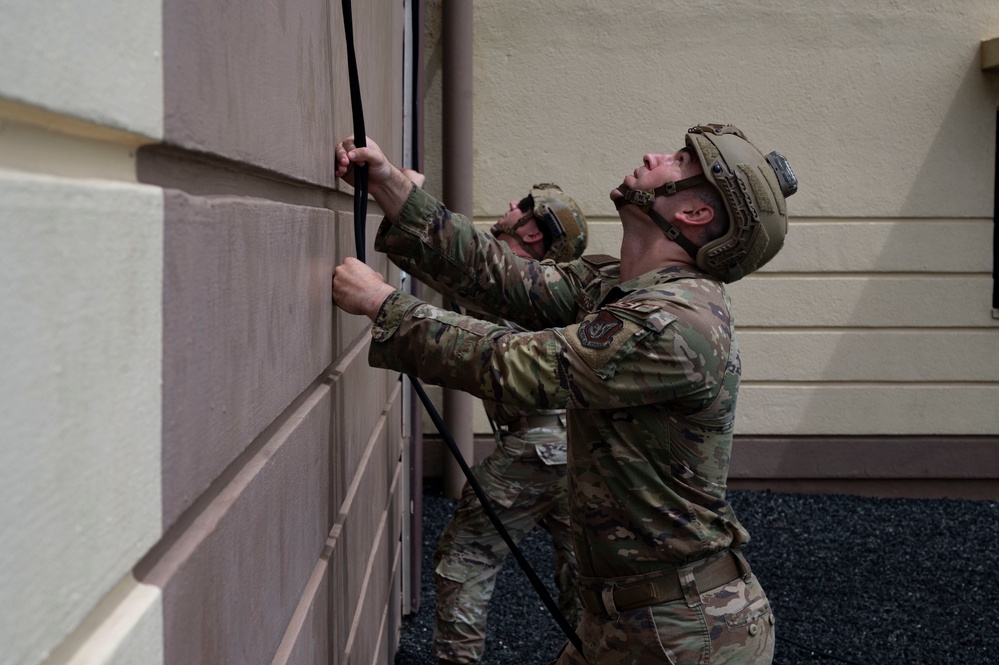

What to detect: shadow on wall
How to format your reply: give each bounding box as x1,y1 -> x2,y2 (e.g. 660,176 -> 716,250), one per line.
733,54 -> 999,493
797,53 -> 999,440
901,55 -> 999,219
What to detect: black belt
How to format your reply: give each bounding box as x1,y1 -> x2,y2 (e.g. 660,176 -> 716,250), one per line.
577,549 -> 751,615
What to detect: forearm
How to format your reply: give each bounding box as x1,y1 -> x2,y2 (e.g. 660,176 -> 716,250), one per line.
375,187 -> 580,329
367,165 -> 416,221
369,291 -> 571,409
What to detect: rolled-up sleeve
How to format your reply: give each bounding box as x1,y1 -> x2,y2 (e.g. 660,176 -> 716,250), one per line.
369,292 -> 730,414
369,293 -> 571,409
374,186 -> 580,329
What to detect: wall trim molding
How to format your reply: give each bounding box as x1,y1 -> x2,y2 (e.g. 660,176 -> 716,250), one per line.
421,434 -> 999,501
730,435 -> 998,479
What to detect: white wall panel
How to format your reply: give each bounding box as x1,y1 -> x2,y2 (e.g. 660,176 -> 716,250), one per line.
432,0 -> 999,481
0,173 -> 163,665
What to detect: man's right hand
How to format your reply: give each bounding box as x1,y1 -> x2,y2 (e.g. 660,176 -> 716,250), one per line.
334,135 -> 393,186
334,134 -> 413,220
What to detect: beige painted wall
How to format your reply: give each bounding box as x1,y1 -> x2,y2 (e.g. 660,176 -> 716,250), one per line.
0,172 -> 165,665
0,0 -> 163,140
0,2 -> 166,662
2,1 -> 408,664
470,0 -> 999,220
417,0 -> 999,450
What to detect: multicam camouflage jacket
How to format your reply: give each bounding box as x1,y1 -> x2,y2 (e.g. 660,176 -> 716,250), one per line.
370,185 -> 752,578
446,303 -> 570,464
477,316 -> 567,467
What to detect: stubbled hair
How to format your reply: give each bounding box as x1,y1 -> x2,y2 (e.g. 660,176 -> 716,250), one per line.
691,183 -> 729,244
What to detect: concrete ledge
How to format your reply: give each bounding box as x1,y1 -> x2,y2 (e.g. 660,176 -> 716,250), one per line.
0,97 -> 153,146
421,434 -> 999,501
731,435 -> 998,479
982,37 -> 999,71
729,478 -> 998,501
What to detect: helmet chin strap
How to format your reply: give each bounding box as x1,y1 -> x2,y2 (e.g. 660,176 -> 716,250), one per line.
614,177 -> 706,261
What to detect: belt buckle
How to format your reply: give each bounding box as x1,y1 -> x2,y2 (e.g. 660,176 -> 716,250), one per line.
625,188 -> 654,209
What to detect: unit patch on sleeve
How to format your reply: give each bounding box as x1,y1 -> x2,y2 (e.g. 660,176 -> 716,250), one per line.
576,310 -> 624,349
560,308 -> 647,380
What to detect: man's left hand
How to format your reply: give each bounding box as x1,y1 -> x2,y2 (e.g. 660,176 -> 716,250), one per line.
332,257 -> 398,320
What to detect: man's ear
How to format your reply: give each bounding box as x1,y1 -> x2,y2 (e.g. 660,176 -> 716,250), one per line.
675,201 -> 715,227
520,227 -> 545,243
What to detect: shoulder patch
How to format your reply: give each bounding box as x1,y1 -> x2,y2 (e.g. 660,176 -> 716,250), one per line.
576,310 -> 624,349
604,301 -> 676,333
563,308 -> 647,378
581,254 -> 620,268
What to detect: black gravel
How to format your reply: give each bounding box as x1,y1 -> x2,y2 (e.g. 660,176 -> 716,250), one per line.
395,482 -> 999,665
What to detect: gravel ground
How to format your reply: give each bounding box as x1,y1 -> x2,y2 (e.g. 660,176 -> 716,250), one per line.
395,482 -> 999,665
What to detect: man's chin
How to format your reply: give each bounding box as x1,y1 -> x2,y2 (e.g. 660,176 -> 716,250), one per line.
609,187 -> 623,202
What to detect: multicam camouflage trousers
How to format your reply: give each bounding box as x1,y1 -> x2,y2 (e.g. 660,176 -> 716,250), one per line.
433,434 -> 581,664
550,569 -> 774,665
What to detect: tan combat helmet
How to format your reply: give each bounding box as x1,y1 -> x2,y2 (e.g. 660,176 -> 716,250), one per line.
492,183 -> 588,263
615,124 -> 798,283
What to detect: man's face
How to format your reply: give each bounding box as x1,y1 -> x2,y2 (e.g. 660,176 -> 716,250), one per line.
491,199 -> 546,259
611,147 -> 702,207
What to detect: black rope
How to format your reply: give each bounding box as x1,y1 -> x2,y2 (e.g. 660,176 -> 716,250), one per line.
337,0 -> 584,656
992,106 -> 998,310
340,0 -> 368,260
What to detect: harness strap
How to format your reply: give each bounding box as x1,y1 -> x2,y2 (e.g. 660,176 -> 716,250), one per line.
490,212 -> 547,260
613,174 -> 708,212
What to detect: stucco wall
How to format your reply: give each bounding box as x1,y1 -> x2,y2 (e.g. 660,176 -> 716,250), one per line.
1,0 -> 407,663
417,0 -> 999,494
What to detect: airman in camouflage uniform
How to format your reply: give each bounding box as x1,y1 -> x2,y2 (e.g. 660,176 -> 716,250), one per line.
398,181 -> 588,665
332,125 -> 797,664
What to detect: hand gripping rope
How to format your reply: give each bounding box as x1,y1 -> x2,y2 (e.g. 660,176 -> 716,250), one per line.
338,0 -> 586,657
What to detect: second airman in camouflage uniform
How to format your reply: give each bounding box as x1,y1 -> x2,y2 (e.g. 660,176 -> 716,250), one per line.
399,183 -> 588,665
332,125 -> 798,664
